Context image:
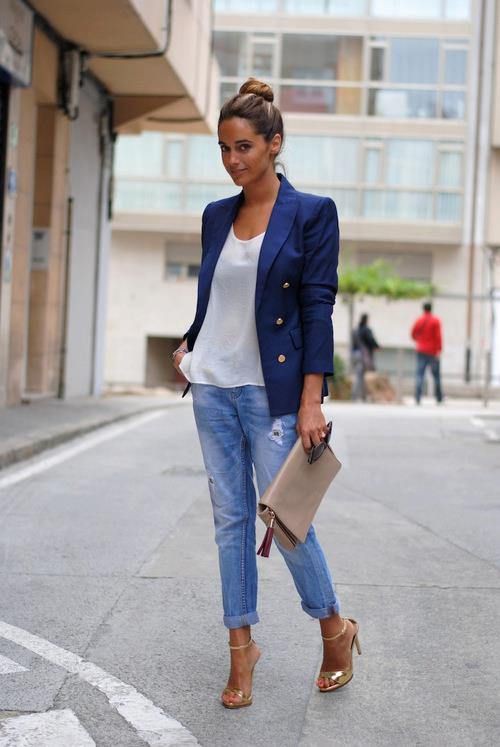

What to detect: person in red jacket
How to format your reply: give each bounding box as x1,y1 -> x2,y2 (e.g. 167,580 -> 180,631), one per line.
411,302 -> 444,404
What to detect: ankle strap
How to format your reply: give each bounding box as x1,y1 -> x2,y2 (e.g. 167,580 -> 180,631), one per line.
321,618 -> 346,642
229,637 -> 253,650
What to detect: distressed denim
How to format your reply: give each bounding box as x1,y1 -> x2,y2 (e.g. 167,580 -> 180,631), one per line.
191,383 -> 340,629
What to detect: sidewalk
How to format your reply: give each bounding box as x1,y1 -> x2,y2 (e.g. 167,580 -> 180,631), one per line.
0,391 -> 184,470
1,391 -> 499,472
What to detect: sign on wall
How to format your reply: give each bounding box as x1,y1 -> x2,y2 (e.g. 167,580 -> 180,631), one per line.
31,228 -> 50,270
0,0 -> 34,87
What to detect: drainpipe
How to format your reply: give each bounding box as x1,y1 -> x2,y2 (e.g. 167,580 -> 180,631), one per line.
58,196 -> 73,399
464,0 -> 495,383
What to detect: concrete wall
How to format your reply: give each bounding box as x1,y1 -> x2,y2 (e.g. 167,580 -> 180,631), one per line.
105,230 -> 199,385
64,80 -> 106,397
106,228 -> 482,388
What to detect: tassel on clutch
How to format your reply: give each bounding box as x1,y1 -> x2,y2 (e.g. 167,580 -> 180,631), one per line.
257,423 -> 341,557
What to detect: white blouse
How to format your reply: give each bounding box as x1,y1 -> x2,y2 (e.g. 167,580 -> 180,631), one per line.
179,225 -> 266,388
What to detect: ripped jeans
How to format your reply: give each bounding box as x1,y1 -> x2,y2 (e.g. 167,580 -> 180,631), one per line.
191,383 -> 340,629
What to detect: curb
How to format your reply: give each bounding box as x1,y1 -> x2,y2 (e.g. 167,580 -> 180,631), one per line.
0,400 -> 184,472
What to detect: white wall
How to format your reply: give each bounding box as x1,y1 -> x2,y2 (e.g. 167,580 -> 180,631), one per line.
105,230 -> 199,385
106,228 -> 487,387
65,80 -> 105,397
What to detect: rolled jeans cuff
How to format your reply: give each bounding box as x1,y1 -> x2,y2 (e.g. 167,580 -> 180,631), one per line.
223,611 -> 260,629
301,600 -> 340,620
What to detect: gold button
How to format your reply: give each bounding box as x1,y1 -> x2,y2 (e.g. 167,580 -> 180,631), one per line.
282,281 -> 290,289
278,354 -> 286,363
276,317 -> 284,326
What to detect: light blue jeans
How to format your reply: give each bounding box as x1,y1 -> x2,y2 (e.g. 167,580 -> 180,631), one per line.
191,383 -> 340,629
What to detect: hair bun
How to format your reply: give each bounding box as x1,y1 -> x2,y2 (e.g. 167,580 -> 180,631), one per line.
239,78 -> 274,103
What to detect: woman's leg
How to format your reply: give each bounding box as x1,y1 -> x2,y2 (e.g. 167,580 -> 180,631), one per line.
240,385 -> 359,690
239,386 -> 340,620
192,384 -> 261,707
192,384 -> 259,629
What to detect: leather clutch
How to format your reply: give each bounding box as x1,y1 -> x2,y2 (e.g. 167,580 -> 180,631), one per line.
257,427 -> 341,557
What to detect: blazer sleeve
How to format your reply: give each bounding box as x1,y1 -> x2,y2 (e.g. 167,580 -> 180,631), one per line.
299,197 -> 339,376
182,205 -> 210,342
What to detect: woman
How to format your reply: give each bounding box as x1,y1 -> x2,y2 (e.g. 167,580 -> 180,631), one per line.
173,78 -> 360,709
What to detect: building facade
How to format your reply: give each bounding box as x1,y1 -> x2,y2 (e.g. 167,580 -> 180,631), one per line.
0,0 -> 217,408
109,0 -> 500,394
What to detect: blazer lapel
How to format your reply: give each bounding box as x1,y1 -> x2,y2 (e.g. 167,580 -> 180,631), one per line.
255,175 -> 298,311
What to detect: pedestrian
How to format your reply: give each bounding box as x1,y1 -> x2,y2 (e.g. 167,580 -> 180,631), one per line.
172,78 -> 360,709
351,313 -> 380,401
411,301 -> 444,404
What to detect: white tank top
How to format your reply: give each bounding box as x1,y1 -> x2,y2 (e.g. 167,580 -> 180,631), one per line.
179,225 -> 266,387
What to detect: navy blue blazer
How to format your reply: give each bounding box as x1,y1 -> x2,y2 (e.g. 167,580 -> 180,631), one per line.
182,174 -> 339,416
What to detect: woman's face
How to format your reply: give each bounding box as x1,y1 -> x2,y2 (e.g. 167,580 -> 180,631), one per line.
218,117 -> 281,188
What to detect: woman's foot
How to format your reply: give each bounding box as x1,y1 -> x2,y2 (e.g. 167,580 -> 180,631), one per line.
221,636 -> 261,708
316,616 -> 361,691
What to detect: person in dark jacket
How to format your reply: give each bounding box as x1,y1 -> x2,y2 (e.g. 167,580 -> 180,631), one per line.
351,313 -> 380,401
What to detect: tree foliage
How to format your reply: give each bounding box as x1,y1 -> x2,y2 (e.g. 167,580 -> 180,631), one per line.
339,260 -> 433,300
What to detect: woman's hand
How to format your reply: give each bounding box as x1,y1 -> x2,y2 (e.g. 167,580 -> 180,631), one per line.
297,402 -> 327,453
172,348 -> 188,375
297,373 -> 327,453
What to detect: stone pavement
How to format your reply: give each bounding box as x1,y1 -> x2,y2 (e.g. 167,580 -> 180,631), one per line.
1,391 -> 499,473
0,394 -> 499,745
0,391 -> 183,470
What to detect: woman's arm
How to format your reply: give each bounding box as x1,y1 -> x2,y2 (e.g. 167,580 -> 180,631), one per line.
297,198 -> 339,451
297,374 -> 326,450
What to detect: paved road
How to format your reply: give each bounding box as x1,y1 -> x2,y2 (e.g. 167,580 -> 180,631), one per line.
0,402 -> 499,746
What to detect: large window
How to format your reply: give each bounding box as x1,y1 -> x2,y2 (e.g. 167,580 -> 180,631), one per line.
214,0 -> 470,19
114,134 -> 463,223
214,31 -> 468,120
368,37 -> 467,119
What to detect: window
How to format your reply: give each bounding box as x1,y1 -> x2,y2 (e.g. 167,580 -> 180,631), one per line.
368,89 -> 437,118
115,133 -> 164,177
285,136 -> 359,183
364,145 -> 382,183
363,190 -> 433,220
215,0 -> 277,12
371,0 -> 440,18
386,140 -> 434,187
165,260 -> 200,281
250,38 -> 276,77
187,136 -> 227,180
388,38 -> 439,84
114,182 -> 181,213
281,34 -> 362,81
444,48 -> 467,85
165,261 -> 184,280
437,150 -> 462,187
213,31 -> 247,76
368,37 -> 467,119
444,0 -> 470,20
280,84 -> 362,114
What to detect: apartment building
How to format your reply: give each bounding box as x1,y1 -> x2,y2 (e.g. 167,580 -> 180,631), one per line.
0,0 -> 217,408
108,0 -> 500,394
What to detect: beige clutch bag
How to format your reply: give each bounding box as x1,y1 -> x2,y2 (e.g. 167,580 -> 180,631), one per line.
257,422 -> 341,557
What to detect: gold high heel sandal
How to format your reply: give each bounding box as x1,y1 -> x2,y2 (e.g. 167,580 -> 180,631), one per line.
221,637 -> 258,709
316,617 -> 361,693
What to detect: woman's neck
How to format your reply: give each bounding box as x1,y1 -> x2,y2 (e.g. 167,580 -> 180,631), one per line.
242,171 -> 280,207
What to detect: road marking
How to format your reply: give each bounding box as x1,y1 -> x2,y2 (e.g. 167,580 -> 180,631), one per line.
0,620 -> 199,746
0,709 -> 96,746
0,653 -> 28,674
0,411 -> 166,491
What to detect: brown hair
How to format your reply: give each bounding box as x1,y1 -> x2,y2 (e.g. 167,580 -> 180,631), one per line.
218,78 -> 284,159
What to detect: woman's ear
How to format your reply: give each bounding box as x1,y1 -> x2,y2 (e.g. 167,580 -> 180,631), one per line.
270,133 -> 282,156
